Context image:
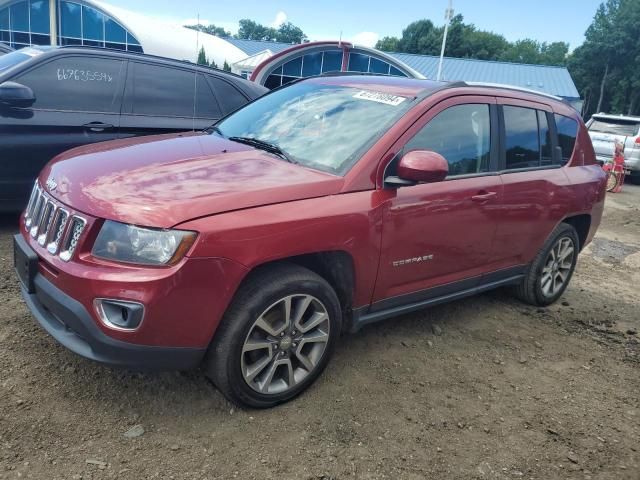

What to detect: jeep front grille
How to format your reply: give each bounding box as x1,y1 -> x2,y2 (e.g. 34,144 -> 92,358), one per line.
23,182 -> 87,262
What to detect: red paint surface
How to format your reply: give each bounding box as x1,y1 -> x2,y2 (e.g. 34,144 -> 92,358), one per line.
23,77 -> 606,348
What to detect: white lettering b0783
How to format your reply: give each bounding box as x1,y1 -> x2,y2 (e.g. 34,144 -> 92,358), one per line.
57,68 -> 114,83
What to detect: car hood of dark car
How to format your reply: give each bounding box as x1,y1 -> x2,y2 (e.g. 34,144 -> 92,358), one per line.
39,132 -> 344,228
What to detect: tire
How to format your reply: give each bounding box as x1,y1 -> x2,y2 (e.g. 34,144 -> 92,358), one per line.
205,263 -> 342,408
514,223 -> 579,307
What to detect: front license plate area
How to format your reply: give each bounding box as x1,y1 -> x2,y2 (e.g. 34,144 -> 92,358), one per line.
13,235 -> 38,294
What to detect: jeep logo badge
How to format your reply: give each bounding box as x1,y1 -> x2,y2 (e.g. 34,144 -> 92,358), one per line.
46,177 -> 57,191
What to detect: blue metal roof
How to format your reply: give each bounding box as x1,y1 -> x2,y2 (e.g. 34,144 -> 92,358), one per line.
386,53 -> 579,99
224,38 -> 293,56
226,39 -> 580,100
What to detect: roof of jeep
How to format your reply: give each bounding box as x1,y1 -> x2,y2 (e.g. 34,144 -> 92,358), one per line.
303,74 -> 569,107
304,75 -> 454,98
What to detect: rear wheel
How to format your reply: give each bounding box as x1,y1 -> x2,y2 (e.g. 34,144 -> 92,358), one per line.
205,264 -> 341,408
515,223 -> 579,306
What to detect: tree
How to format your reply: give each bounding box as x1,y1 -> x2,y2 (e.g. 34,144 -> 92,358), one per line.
210,59 -> 218,69
223,60 -> 231,72
539,42 -> 569,66
236,19 -> 278,41
276,22 -> 307,43
500,39 -> 542,64
197,46 -> 208,65
567,0 -> 640,117
375,36 -> 400,52
185,24 -> 231,37
397,19 -> 440,54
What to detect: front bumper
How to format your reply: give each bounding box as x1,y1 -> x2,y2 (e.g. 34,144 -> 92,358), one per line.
14,233 -> 218,370
20,269 -> 206,370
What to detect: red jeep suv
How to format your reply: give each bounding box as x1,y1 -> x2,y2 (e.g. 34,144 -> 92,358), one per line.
14,76 -> 606,408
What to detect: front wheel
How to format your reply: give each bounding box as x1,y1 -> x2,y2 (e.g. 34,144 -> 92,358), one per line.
514,223 -> 579,306
205,264 -> 342,408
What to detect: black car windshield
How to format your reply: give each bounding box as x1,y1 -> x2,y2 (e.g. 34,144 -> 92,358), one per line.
215,82 -> 415,175
0,48 -> 42,73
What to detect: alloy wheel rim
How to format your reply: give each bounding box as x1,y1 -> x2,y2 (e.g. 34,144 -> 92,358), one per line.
241,294 -> 330,395
541,236 -> 575,297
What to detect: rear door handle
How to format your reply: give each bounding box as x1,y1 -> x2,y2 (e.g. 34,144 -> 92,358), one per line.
471,191 -> 497,202
83,122 -> 114,132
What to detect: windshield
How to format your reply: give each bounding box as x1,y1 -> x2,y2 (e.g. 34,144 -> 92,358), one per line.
589,118 -> 640,137
215,82 -> 415,174
0,48 -> 42,73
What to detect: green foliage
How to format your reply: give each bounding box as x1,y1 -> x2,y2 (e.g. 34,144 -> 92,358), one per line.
210,59 -> 218,69
197,46 -> 208,65
235,19 -> 308,43
568,0 -> 640,117
185,24 -> 231,37
223,60 -> 231,72
376,15 -> 568,65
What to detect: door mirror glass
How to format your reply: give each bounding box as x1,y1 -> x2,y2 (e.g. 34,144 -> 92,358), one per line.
0,81 -> 35,108
396,150 -> 449,183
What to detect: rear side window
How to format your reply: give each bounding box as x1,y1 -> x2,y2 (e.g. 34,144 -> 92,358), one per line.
15,56 -> 125,112
405,104 -> 491,176
503,106 -> 540,169
555,114 -> 578,165
128,63 -> 223,118
207,76 -> 248,114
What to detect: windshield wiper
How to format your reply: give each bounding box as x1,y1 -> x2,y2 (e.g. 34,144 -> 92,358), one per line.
228,136 -> 297,164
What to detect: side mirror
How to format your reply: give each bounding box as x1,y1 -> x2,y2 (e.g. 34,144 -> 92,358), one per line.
0,81 -> 36,108
388,150 -> 449,186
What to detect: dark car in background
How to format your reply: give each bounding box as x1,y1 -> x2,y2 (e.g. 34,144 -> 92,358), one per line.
0,46 -> 267,211
0,43 -> 13,55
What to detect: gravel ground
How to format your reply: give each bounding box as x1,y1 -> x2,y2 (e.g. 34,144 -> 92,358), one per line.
0,185 -> 639,480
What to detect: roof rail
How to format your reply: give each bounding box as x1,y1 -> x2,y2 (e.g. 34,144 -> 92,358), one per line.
463,82 -> 564,102
52,45 -> 246,79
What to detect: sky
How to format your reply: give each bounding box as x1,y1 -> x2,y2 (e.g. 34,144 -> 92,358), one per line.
101,0 -> 603,50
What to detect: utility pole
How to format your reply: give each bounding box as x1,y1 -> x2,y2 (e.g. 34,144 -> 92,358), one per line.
436,0 -> 454,81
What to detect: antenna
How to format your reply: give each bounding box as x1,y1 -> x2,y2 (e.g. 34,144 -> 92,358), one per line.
192,13 -> 200,132
436,0 -> 453,81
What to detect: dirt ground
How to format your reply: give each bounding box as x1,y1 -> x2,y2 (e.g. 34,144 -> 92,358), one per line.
0,186 -> 639,480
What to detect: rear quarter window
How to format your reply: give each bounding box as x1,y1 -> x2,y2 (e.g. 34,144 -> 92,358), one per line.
207,76 -> 249,114
555,114 -> 578,165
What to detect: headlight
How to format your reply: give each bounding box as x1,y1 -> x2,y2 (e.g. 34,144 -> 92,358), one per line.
92,220 -> 197,266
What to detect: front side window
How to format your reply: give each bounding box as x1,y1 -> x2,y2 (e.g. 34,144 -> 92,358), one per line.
16,56 -> 125,112
216,82 -> 415,174
405,104 -> 491,176
503,106 -> 542,170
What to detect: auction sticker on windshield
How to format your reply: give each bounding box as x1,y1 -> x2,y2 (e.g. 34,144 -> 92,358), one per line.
353,90 -> 407,106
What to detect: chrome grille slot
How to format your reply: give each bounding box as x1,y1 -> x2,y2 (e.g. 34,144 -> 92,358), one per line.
60,216 -> 87,262
37,201 -> 56,246
47,209 -> 69,255
24,183 -> 40,228
29,194 -> 46,238
23,182 -> 88,262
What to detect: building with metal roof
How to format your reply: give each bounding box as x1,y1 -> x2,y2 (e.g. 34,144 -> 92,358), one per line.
1,1 -> 581,109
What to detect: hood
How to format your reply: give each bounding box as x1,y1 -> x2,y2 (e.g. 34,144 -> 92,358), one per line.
39,133 -> 344,228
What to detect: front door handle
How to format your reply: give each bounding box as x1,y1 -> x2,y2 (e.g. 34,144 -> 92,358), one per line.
471,191 -> 497,202
83,122 -> 114,132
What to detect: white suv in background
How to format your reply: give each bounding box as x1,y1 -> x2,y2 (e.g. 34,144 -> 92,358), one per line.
587,113 -> 640,181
